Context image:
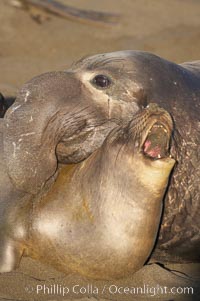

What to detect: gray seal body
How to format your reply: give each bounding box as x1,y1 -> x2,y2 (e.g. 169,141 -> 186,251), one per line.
0,51 -> 199,275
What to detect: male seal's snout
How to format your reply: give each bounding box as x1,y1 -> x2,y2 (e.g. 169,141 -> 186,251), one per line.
4,69 -> 137,194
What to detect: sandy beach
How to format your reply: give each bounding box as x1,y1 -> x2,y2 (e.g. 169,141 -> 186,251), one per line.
0,0 -> 200,94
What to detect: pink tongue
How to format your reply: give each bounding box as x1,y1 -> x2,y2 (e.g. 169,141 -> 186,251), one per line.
144,140 -> 161,158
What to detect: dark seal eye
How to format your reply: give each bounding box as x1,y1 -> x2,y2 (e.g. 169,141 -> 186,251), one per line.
92,74 -> 112,88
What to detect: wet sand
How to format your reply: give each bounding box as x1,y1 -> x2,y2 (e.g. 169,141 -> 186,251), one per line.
0,0 -> 200,300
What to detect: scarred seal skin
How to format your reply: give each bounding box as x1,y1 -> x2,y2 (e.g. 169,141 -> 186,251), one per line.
0,51 -> 199,274
1,104 -> 175,279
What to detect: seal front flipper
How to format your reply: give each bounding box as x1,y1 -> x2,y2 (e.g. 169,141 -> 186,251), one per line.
0,236 -> 24,273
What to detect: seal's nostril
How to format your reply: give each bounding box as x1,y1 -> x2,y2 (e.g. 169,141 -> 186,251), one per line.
131,88 -> 147,108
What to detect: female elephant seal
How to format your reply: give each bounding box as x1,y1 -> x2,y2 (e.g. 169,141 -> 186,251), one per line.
0,104 -> 175,279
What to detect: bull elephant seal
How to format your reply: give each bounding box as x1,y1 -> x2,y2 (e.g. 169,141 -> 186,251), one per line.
0,57 -> 140,273
0,104 -> 175,279
2,71 -> 138,195
71,52 -> 200,263
0,50 -> 199,273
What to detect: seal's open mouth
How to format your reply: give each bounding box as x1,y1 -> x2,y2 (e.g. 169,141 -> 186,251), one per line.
143,122 -> 171,159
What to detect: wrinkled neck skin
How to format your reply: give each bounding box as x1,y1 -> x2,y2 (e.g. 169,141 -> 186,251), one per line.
137,58 -> 200,260
155,117 -> 200,260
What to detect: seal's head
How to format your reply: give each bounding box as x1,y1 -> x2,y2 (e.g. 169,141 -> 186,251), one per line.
78,104 -> 175,278
128,103 -> 175,191
102,103 -> 175,197
4,55 -> 142,194
3,50 -> 177,195
25,104 -> 176,280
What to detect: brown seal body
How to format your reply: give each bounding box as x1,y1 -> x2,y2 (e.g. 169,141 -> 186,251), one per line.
1,104 -> 175,279
0,51 -> 199,274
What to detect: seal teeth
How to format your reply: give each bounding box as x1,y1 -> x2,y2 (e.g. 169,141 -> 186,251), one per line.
149,124 -> 166,133
142,121 -> 170,160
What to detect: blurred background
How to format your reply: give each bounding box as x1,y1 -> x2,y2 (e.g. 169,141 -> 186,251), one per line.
0,0 -> 200,96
